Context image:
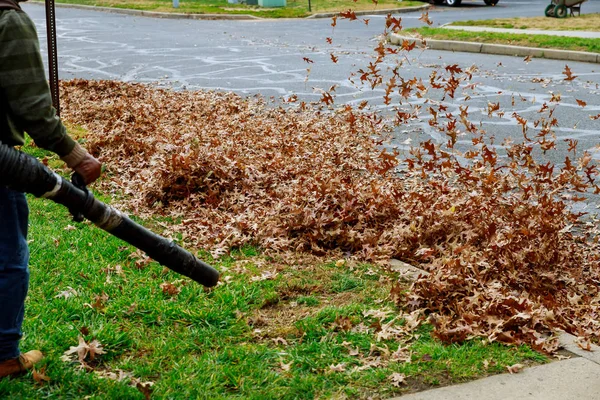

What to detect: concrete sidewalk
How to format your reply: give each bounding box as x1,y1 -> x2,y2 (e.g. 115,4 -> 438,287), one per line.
390,333 -> 600,400
442,25 -> 600,39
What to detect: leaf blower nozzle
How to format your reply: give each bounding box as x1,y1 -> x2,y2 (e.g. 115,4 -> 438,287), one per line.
0,142 -> 219,287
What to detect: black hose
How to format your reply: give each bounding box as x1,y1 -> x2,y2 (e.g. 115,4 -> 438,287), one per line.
0,142 -> 58,196
0,142 -> 219,287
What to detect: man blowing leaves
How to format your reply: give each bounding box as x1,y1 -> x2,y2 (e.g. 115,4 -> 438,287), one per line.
0,0 -> 101,378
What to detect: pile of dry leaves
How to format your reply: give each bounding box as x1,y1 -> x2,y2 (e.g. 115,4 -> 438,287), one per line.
61,79 -> 405,259
58,14 -> 599,352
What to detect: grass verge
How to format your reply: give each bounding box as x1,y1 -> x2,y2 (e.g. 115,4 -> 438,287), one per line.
0,141 -> 546,399
449,13 -> 600,31
406,27 -> 600,53
38,0 -> 424,18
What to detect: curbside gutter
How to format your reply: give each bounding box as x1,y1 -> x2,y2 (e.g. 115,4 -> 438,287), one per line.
30,1 -> 428,21
389,32 -> 600,64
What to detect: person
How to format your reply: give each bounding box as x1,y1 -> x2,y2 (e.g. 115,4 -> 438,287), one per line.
0,0 -> 102,378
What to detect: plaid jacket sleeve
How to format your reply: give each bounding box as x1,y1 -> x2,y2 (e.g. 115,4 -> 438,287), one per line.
0,9 -> 76,157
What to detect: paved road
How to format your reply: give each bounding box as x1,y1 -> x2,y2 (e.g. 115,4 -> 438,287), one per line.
425,0 -> 600,22
23,2 -> 600,210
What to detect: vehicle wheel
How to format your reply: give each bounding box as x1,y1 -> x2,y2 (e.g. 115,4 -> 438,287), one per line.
484,0 -> 498,5
554,4 -> 567,18
446,0 -> 462,6
544,3 -> 555,16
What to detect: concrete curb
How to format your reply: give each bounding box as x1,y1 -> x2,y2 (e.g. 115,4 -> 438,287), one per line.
441,25 -> 600,39
558,332 -> 600,365
30,1 -> 429,21
306,4 -> 430,19
389,32 -> 600,64
29,1 -> 261,19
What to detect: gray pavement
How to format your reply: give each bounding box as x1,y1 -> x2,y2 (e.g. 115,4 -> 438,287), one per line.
393,357 -> 600,400
420,0 -> 600,25
23,2 -> 600,153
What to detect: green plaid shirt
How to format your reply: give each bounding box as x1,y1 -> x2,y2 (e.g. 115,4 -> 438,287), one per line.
0,5 -> 76,157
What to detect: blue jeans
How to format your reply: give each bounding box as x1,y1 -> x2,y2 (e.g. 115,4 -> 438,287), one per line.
0,187 -> 30,362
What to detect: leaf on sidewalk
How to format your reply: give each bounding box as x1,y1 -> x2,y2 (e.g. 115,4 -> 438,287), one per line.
576,337 -> 592,351
506,363 -> 525,374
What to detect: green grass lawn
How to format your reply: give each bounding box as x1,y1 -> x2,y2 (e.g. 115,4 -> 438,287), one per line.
37,0 -> 424,18
449,13 -> 600,31
0,142 -> 546,398
405,27 -> 600,53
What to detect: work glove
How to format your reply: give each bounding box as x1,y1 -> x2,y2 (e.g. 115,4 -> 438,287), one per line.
61,142 -> 102,185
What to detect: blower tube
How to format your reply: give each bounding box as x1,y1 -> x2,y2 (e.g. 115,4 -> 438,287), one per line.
0,142 -> 219,287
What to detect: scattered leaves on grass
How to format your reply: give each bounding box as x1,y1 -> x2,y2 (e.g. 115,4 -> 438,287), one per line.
272,337 -> 288,346
94,368 -> 155,399
62,336 -> 106,366
329,363 -> 347,372
54,287 -> 78,299
133,379 -> 154,400
95,368 -> 133,382
388,372 -> 406,387
32,367 -> 51,385
101,264 -> 124,278
278,360 -> 293,372
333,316 -> 354,332
84,292 -> 109,312
160,281 -> 182,296
129,250 -> 152,269
251,270 -> 279,282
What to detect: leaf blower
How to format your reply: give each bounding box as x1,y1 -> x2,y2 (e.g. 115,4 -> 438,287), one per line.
0,142 -> 220,287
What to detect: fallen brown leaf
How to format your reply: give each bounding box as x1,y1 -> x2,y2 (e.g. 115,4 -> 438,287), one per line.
506,363 -> 525,374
